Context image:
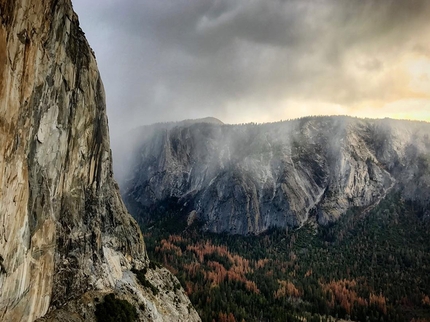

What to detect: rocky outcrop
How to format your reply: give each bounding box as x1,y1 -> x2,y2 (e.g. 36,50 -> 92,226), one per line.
121,117 -> 430,235
0,0 -> 199,321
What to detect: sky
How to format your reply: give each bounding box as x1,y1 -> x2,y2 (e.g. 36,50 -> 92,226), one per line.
72,0 -> 430,145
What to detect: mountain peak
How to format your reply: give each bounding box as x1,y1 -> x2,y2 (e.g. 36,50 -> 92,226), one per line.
180,117 -> 224,125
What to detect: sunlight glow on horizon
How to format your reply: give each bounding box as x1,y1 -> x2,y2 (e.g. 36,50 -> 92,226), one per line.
224,51 -> 430,125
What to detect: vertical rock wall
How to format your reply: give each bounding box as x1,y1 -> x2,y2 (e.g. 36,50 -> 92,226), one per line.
0,1 -> 199,321
121,117 -> 430,235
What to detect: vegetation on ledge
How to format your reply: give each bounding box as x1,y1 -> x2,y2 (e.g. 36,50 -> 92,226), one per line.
132,268 -> 159,295
95,293 -> 137,322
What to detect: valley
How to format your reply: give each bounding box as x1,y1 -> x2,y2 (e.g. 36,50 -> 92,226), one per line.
121,116 -> 430,321
139,192 -> 430,321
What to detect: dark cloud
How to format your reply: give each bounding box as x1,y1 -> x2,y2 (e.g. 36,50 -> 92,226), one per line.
72,0 -> 430,152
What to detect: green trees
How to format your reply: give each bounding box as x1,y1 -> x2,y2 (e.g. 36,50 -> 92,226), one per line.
95,294 -> 137,322
132,268 -> 159,295
140,192 -> 430,321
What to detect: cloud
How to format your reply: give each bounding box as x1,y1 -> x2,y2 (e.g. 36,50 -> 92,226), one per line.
72,0 -> 430,148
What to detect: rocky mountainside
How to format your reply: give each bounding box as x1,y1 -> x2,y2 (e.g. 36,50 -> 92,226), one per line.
121,116 -> 430,235
0,0 -> 199,321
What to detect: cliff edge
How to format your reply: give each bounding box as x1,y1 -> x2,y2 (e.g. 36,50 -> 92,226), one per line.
0,0 -> 199,321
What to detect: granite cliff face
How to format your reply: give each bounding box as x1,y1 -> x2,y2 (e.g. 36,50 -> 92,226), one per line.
0,1 -> 199,321
121,117 -> 430,235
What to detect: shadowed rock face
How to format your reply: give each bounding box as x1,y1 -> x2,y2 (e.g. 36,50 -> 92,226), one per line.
0,0 -> 200,321
121,117 -> 430,235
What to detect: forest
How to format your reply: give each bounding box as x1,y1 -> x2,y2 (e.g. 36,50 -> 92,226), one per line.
138,192 -> 430,322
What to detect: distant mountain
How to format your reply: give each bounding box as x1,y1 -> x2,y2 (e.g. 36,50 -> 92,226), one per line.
120,116 -> 430,235
180,117 -> 224,125
113,117 -> 222,182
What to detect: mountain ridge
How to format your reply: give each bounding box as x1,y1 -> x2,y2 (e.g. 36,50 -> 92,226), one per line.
121,115 -> 430,235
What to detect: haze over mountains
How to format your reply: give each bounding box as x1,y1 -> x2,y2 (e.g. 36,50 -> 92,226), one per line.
119,116 -> 430,235
1,0 -> 429,320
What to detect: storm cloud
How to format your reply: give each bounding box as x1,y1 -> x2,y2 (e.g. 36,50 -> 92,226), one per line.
73,0 -> 430,149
